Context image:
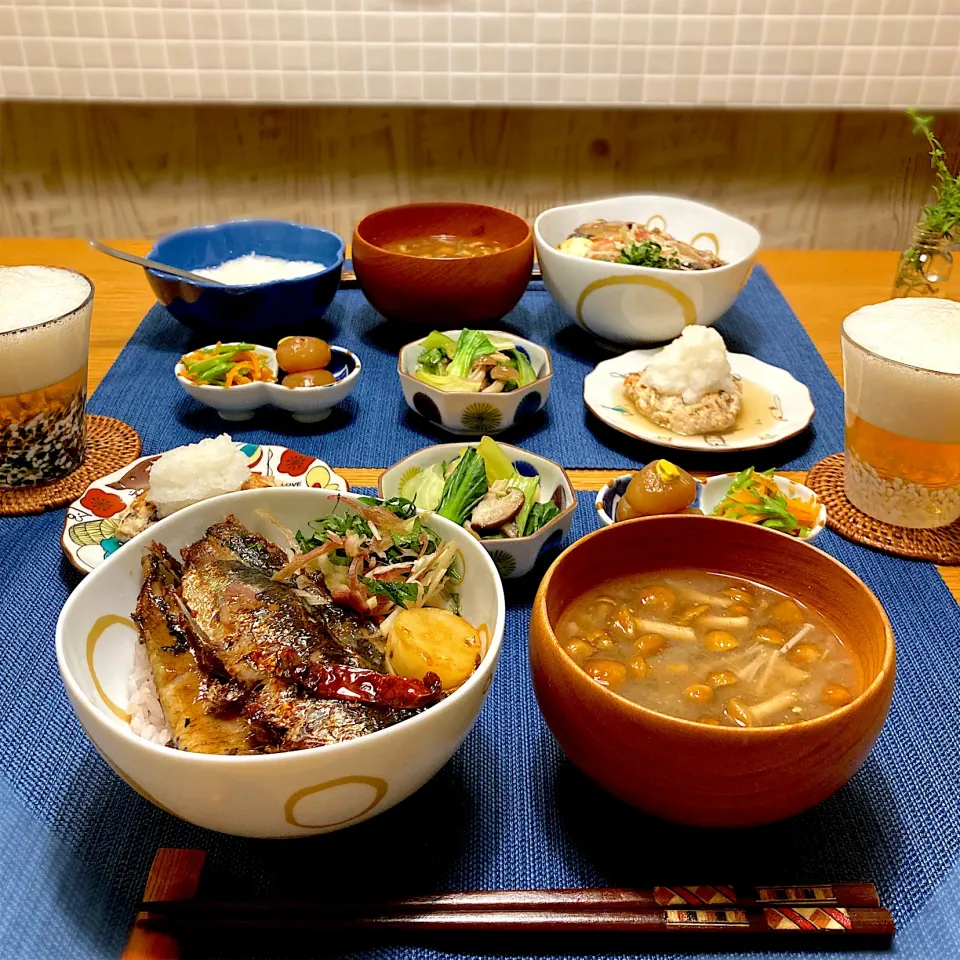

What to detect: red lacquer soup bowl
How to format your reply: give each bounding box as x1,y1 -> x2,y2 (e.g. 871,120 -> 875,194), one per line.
352,202 -> 534,328
529,514 -> 895,828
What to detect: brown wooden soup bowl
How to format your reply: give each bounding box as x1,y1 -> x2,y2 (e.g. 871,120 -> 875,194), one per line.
529,515 -> 895,828
352,202 -> 534,327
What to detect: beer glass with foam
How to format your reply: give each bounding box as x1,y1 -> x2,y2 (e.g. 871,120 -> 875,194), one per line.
0,267 -> 94,487
842,298 -> 960,529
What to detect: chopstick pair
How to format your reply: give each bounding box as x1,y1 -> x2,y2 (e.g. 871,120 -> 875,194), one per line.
139,883 -> 894,941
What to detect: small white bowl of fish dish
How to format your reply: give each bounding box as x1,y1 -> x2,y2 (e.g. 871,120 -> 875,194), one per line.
398,328 -> 551,435
380,437 -> 576,578
176,336 -> 360,423
535,194 -> 760,347
56,486 -> 505,838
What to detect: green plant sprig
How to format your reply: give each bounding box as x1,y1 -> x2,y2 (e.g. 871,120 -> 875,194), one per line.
907,108 -> 960,240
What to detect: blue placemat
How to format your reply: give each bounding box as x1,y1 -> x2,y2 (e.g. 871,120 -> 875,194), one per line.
0,485 -> 959,958
88,266 -> 842,473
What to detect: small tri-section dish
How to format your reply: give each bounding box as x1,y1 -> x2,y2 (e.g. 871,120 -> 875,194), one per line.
175,342 -> 360,423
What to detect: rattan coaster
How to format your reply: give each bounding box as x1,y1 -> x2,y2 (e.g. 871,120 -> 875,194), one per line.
0,415 -> 141,517
806,453 -> 960,565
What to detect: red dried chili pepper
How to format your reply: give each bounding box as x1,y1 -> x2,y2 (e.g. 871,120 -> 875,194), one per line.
276,648 -> 443,709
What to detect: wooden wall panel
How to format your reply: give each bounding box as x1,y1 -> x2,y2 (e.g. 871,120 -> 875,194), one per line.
1,102 -> 958,248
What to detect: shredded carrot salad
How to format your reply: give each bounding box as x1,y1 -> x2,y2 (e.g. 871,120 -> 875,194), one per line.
712,467 -> 820,537
179,343 -> 277,387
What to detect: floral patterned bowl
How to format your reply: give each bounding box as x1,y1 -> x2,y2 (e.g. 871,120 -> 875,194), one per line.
379,442 -> 575,578
397,330 -> 551,436
61,442 -> 347,574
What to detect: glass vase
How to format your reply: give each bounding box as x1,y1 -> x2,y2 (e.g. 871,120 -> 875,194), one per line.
892,227 -> 954,298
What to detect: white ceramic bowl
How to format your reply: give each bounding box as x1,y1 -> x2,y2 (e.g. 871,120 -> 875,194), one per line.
379,442 -> 576,578
176,343 -> 361,423
596,470 -> 825,543
699,473 -> 827,543
398,330 -> 551,435
56,487 -> 505,838
534,195 -> 761,346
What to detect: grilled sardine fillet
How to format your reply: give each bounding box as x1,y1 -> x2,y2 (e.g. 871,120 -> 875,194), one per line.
295,571 -> 387,671
178,518 -> 404,749
197,517 -> 387,668
133,544 -> 260,754
245,679 -> 403,750
195,516 -> 289,575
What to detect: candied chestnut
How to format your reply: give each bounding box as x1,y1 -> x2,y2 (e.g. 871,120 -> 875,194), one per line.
615,460 -> 697,521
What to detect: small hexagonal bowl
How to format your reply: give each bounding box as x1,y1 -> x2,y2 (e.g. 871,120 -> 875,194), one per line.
397,330 -> 551,435
175,343 -> 360,424
380,442 -> 575,578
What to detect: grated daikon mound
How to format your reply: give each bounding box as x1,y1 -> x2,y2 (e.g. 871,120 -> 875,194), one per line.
149,434 -> 250,517
640,326 -> 735,405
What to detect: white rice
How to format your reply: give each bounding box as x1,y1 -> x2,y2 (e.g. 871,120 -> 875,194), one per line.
149,433 -> 250,517
641,326 -> 735,404
127,641 -> 173,746
192,254 -> 326,286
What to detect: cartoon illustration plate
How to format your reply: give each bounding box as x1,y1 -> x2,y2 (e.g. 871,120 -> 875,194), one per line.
583,349 -> 815,452
61,442 -> 348,574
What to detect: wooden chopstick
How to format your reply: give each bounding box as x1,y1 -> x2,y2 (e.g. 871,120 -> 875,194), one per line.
141,882 -> 881,915
123,849 -> 206,960
139,902 -> 894,939
139,884 -> 893,942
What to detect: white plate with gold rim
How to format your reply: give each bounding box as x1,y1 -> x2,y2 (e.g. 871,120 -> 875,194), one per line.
583,349 -> 815,452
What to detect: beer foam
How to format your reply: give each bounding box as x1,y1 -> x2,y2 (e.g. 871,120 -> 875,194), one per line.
0,267 -> 93,396
843,298 -> 960,374
0,266 -> 92,333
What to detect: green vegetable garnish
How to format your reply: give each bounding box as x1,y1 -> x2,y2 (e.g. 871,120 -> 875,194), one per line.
414,370 -> 482,393
477,435 -> 515,484
908,108 -> 960,241
390,517 -> 425,553
486,334 -> 517,353
419,330 -> 458,358
618,240 -> 681,270
436,446 -> 488,526
196,361 -> 236,382
510,348 -> 538,387
505,474 -> 539,536
448,329 -> 496,379
525,500 -> 561,536
359,576 -> 420,609
398,463 -> 446,510
416,347 -> 448,374
711,468 -> 810,537
358,495 -> 418,519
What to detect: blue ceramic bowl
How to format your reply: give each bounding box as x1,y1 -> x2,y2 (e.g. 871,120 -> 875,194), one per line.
145,219 -> 345,338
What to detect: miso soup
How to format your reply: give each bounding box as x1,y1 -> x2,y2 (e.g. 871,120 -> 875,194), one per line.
556,571 -> 860,727
382,235 -> 506,259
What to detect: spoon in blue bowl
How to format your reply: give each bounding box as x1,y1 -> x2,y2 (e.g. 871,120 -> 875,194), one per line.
88,239 -> 229,286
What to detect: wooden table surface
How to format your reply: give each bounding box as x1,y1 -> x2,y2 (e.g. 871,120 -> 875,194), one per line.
2,239 -> 955,599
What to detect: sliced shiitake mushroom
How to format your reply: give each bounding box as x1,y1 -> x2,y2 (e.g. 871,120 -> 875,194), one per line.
470,486 -> 525,531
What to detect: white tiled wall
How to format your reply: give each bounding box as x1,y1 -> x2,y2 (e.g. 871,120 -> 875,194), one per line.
0,0 -> 957,107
